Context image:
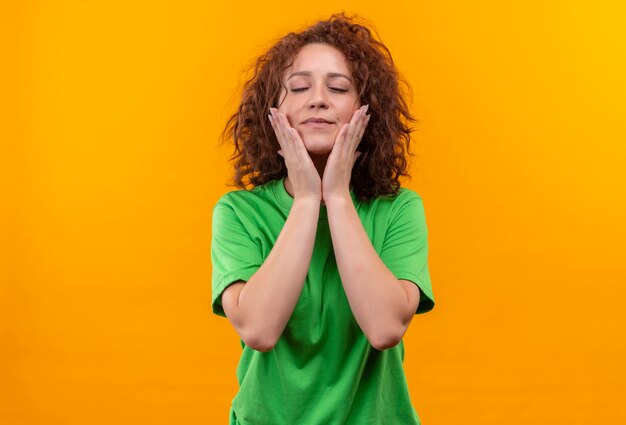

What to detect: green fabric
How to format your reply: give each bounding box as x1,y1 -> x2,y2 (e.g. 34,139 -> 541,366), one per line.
211,177 -> 434,425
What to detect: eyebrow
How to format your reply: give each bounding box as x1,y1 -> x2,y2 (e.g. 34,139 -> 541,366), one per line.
286,71 -> 353,83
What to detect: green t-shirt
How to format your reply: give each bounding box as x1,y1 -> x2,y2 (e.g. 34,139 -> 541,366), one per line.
211,177 -> 435,425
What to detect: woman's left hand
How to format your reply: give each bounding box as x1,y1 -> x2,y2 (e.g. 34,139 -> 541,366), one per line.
322,104 -> 370,203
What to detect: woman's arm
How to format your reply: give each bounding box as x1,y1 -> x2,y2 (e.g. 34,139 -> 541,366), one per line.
223,108 -> 322,352
222,197 -> 320,352
325,195 -> 420,351
320,106 -> 419,350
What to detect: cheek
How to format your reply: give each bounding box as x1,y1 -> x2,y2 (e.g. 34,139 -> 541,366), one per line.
341,109 -> 356,123
277,108 -> 295,126
286,114 -> 295,127
277,95 -> 294,114
344,102 -> 360,121
276,98 -> 289,117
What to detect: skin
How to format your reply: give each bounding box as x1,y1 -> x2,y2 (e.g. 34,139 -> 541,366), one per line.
272,42 -> 366,202
221,43 -> 420,352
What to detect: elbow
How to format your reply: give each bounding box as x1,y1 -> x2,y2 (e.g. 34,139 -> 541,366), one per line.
246,340 -> 276,353
369,327 -> 403,351
242,328 -> 278,353
247,339 -> 277,353
370,336 -> 401,351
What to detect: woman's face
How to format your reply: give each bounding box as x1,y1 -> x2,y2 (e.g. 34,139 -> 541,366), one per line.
277,43 -> 360,156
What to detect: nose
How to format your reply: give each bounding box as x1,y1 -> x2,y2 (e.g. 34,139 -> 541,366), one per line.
308,85 -> 329,109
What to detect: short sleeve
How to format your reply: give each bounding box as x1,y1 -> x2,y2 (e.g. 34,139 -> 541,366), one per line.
379,193 -> 435,314
211,201 -> 264,318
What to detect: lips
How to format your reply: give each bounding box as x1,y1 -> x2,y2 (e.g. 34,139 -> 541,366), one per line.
302,117 -> 333,124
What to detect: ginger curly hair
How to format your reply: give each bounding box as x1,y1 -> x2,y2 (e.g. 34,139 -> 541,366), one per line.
220,13 -> 418,201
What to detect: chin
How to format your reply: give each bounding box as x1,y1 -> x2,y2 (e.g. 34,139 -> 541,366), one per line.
302,135 -> 335,156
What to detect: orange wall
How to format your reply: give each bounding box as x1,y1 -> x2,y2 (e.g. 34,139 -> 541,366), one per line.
2,1 -> 625,424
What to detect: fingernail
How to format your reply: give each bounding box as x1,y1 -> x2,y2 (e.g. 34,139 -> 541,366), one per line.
364,104 -> 369,113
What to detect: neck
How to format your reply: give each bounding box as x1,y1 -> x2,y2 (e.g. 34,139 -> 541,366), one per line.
309,153 -> 329,177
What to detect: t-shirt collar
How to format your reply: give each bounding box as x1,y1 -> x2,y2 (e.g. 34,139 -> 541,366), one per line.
272,177 -> 358,220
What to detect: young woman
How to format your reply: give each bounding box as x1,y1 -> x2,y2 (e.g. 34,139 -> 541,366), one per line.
211,13 -> 435,425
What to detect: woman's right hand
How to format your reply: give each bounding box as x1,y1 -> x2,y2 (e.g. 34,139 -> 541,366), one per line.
269,108 -> 322,202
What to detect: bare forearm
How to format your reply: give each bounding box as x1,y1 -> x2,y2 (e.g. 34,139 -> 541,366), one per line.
238,198 -> 319,347
326,195 -> 408,349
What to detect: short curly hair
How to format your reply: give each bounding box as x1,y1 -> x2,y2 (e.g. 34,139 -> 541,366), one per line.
220,12 -> 418,201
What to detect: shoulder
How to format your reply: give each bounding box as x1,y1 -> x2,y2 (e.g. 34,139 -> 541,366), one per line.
214,180 -> 279,211
354,187 -> 426,231
365,187 -> 424,212
393,187 -> 423,203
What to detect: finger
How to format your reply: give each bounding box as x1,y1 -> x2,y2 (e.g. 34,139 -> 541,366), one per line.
289,127 -> 304,157
353,106 -> 368,138
338,123 -> 357,157
349,108 -> 370,153
271,108 -> 287,141
334,123 -> 351,152
269,111 -> 287,152
273,109 -> 299,162
345,107 -> 365,146
354,114 -> 370,148
290,128 -> 313,164
275,110 -> 297,157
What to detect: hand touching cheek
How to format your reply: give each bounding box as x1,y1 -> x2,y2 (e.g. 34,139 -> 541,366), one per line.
269,108 -> 322,202
322,105 -> 370,203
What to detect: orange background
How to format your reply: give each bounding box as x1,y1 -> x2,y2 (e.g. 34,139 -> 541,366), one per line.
2,1 -> 625,424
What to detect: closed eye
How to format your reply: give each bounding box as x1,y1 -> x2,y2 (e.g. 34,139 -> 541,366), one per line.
290,87 -> 349,93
